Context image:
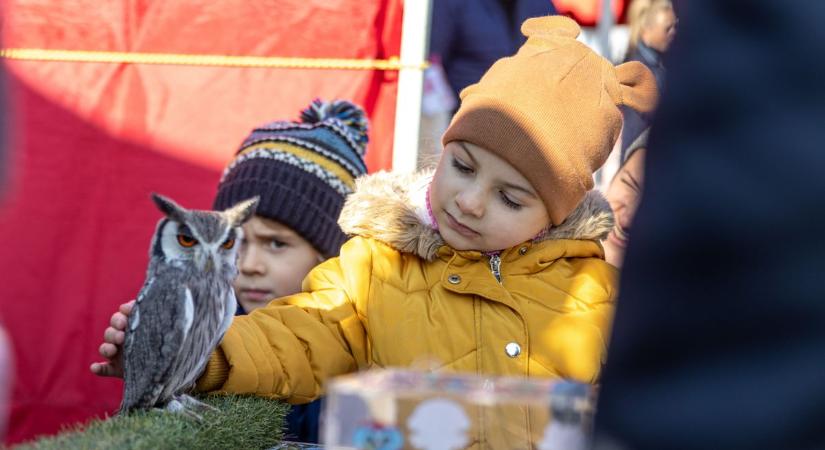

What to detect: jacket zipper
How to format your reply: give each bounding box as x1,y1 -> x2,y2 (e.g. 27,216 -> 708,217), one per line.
489,253 -> 502,284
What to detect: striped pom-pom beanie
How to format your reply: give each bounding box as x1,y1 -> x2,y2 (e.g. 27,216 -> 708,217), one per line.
214,99 -> 369,257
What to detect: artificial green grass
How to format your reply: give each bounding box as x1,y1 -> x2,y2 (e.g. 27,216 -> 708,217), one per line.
15,394 -> 290,450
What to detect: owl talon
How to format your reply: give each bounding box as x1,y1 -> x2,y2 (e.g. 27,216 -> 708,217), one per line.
164,398 -> 205,421
177,393 -> 219,413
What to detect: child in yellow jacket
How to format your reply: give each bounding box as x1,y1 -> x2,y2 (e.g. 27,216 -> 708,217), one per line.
195,14 -> 654,393
95,14 -> 657,445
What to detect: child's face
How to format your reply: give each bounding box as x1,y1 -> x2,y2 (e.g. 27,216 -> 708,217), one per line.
603,149 -> 646,268
234,215 -> 323,312
430,141 -> 550,252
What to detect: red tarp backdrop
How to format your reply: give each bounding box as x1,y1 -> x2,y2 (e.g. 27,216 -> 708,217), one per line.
0,0 -> 402,444
552,0 -> 628,25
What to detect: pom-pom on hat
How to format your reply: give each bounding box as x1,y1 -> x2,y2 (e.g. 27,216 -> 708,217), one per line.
442,15 -> 659,226
214,99 -> 369,257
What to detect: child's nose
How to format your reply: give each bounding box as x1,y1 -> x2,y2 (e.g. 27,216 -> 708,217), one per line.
455,187 -> 485,217
238,245 -> 265,275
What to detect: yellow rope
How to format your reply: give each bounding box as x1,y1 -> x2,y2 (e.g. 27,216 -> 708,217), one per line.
0,48 -> 428,71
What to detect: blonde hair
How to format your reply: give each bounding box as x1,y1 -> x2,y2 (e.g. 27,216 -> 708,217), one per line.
627,0 -> 673,56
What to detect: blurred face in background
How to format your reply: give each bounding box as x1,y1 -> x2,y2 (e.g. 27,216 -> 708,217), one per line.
604,149 -> 646,268
642,6 -> 677,53
233,215 -> 323,312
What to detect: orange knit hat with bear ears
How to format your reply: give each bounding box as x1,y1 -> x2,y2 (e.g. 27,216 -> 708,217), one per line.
442,15 -> 658,226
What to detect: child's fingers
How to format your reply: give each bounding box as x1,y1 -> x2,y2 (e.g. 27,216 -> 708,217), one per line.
109,312 -> 128,331
90,362 -> 107,375
90,361 -> 123,378
103,327 -> 125,345
119,300 -> 135,315
91,302 -> 131,379
99,342 -> 119,359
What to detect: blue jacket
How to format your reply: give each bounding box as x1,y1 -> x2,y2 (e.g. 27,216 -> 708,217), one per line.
620,41 -> 665,157
430,0 -> 556,103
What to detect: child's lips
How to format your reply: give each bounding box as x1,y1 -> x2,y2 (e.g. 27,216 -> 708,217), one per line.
445,212 -> 480,237
607,224 -> 629,248
239,289 -> 273,302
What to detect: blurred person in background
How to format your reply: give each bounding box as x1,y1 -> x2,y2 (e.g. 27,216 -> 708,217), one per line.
626,0 -> 676,70
594,1 -> 825,448
0,328 -> 10,441
620,0 -> 675,158
0,53 -> 13,442
429,0 -> 557,109
422,1 -> 557,166
602,130 -> 647,269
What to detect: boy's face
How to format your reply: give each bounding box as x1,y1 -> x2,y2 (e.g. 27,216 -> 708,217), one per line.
603,149 -> 646,268
430,141 -> 549,252
234,215 -> 322,312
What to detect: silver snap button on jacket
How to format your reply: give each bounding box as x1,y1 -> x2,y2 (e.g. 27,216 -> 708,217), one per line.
447,274 -> 461,284
505,342 -> 521,358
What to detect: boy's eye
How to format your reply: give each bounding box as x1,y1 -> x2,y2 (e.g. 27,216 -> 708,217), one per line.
221,238 -> 235,249
451,157 -> 474,174
269,239 -> 287,250
500,192 -> 523,210
177,234 -> 198,247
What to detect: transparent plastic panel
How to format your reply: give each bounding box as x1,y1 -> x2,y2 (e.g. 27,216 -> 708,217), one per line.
321,369 -> 594,450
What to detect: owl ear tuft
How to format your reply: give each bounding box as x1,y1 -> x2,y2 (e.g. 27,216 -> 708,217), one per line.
224,196 -> 259,227
151,193 -> 188,222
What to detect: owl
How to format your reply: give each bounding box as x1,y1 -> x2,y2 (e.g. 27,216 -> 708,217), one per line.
119,193 -> 258,416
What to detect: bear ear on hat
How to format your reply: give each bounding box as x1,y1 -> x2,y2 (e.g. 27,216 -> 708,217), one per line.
521,15 -> 581,40
615,61 -> 659,113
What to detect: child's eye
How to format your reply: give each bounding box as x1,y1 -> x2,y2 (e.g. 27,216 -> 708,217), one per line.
500,192 -> 523,210
451,157 -> 474,174
269,239 -> 287,250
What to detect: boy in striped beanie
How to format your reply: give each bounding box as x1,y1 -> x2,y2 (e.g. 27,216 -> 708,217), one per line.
214,99 -> 369,314
213,99 -> 369,443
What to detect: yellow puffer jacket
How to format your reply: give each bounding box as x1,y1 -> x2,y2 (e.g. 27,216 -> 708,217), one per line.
196,171 -> 617,406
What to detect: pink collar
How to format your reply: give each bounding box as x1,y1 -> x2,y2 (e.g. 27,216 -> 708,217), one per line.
425,184 -> 439,231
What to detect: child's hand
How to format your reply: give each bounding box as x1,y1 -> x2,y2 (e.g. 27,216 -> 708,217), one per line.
89,300 -> 134,378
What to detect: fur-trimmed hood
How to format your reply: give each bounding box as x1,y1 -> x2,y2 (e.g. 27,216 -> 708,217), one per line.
338,170 -> 614,260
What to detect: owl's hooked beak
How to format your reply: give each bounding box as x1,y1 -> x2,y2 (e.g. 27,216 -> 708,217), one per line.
195,252 -> 215,272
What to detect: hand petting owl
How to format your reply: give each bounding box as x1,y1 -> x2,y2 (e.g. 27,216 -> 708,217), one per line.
119,193 -> 258,417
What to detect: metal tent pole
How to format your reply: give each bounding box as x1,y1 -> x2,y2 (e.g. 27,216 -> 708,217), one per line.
391,0 -> 432,173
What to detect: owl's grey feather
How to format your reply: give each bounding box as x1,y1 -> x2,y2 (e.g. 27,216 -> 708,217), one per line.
120,274 -> 192,411
119,193 -> 258,414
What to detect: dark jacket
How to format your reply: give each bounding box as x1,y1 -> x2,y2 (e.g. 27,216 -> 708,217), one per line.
595,1 -> 825,449
430,0 -> 555,103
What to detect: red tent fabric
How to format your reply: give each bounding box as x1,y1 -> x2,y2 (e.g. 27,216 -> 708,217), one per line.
0,0 -> 402,444
552,0 -> 628,25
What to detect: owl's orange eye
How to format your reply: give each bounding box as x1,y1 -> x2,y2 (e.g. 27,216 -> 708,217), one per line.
221,238 -> 235,249
177,234 -> 198,247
